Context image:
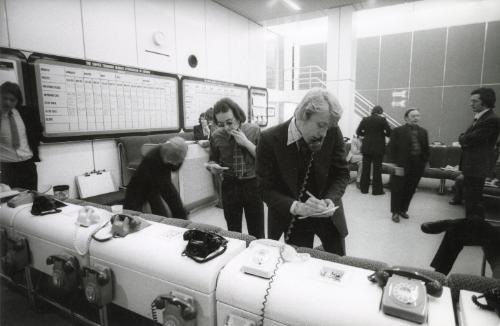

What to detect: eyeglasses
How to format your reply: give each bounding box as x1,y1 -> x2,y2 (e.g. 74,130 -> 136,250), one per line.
217,119 -> 235,128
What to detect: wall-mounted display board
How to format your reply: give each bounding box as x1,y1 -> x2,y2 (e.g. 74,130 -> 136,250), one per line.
29,53 -> 180,141
249,87 -> 268,127
0,48 -> 28,104
181,77 -> 249,129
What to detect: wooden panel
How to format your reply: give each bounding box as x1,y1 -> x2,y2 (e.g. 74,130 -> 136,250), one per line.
441,86 -> 478,145
411,28 -> 446,87
379,33 -> 411,89
355,36 -> 379,90
408,87 -> 443,142
483,21 -> 500,84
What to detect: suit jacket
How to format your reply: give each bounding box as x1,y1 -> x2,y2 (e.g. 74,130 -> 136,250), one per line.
17,106 -> 43,162
256,119 -> 349,240
193,124 -> 209,141
124,146 -> 187,218
459,109 -> 500,178
356,114 -> 391,156
387,124 -> 430,168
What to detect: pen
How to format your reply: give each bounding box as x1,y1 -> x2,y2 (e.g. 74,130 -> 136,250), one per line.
306,191 -> 318,200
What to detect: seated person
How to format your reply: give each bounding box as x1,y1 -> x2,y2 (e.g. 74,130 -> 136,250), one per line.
124,137 -> 188,219
422,218 -> 500,278
346,135 -> 363,186
193,112 -> 211,141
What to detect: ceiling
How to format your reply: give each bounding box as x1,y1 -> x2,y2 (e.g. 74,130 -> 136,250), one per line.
212,0 -> 419,25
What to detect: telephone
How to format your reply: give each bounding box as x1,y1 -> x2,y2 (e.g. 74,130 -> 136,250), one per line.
0,228 -> 30,276
472,287 -> 500,318
31,195 -> 64,216
243,239 -> 309,279
82,265 -> 113,307
76,206 -> 101,227
46,254 -> 80,292
368,268 -> 443,324
182,229 -> 228,263
7,191 -> 35,208
151,291 -> 197,326
110,214 -> 141,238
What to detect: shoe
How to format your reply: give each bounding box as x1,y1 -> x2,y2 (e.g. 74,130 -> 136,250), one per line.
372,191 -> 385,196
421,219 -> 460,234
399,212 -> 409,219
448,200 -> 462,205
392,213 -> 400,223
360,190 -> 368,194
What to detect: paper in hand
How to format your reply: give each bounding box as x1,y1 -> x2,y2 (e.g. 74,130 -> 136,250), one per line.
298,204 -> 338,219
204,162 -> 229,170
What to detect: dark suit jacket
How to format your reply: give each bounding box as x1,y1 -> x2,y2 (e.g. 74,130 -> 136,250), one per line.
256,119 -> 349,240
356,114 -> 391,156
124,146 -> 187,218
459,109 -> 500,178
387,124 -> 430,168
193,124 -> 209,141
17,106 -> 43,162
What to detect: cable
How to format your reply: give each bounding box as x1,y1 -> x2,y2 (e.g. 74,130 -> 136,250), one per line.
151,300 -> 159,325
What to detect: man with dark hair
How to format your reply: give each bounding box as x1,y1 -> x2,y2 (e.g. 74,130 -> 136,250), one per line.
356,105 -> 391,195
459,87 -> 500,219
0,82 -> 43,190
387,108 -> 429,223
124,137 -> 189,218
206,98 -> 264,238
256,88 -> 349,255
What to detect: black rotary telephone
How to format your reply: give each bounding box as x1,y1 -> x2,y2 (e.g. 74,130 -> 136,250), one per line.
472,287 -> 500,318
368,268 -> 443,324
31,195 -> 65,216
151,291 -> 197,326
182,229 -> 228,263
110,214 -> 141,238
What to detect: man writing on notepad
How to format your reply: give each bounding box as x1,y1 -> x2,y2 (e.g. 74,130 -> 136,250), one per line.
256,88 -> 349,255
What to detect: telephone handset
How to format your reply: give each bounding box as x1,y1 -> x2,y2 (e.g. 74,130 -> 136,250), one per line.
182,229 -> 228,263
368,268 -> 443,324
0,228 -> 30,276
46,254 -> 80,293
110,214 -> 141,238
82,265 -> 113,307
151,291 -> 197,326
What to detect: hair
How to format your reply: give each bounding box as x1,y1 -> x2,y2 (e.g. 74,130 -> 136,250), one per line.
0,82 -> 23,107
471,87 -> 496,109
294,88 -> 342,123
213,98 -> 246,124
404,108 -> 419,118
160,136 -> 188,163
371,105 -> 383,115
198,112 -> 206,124
204,107 -> 214,121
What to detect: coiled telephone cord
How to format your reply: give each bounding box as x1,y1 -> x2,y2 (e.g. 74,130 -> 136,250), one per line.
257,152 -> 314,326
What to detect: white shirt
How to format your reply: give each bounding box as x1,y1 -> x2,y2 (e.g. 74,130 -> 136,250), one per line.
474,108 -> 491,121
0,109 -> 33,162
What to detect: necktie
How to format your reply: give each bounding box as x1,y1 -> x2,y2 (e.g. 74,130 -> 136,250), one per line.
8,111 -> 20,149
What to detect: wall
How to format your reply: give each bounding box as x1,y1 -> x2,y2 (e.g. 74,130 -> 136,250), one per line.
0,0 -> 266,197
353,0 -> 500,144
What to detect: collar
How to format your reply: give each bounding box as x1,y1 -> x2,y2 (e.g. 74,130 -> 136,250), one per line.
287,117 -> 303,146
474,108 -> 491,120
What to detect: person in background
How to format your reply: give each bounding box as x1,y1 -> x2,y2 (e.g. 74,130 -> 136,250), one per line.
449,173 -> 465,205
124,137 -> 189,219
204,107 -> 217,137
0,82 -> 43,190
458,87 -> 500,219
346,134 -> 363,187
256,88 -> 349,255
206,98 -> 264,238
193,112 -> 211,141
356,105 -> 391,195
387,108 -> 429,223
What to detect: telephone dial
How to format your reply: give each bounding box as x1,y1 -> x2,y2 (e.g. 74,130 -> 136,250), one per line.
82,265 -> 113,307
46,254 -> 80,292
151,291 -> 197,326
110,214 -> 141,238
368,268 -> 443,324
182,229 -> 227,263
0,228 -> 30,276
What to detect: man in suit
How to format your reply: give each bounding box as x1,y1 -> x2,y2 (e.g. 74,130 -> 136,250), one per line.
387,108 -> 429,223
124,137 -> 188,219
256,88 -> 349,255
356,105 -> 391,195
0,82 -> 43,190
459,87 -> 500,219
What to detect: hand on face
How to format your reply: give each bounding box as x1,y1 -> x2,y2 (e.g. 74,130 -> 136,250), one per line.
230,129 -> 249,146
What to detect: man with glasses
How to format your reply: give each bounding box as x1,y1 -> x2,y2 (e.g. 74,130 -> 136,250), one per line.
206,98 -> 264,238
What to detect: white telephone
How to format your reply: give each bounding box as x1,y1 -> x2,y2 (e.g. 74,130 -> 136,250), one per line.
242,239 -> 309,279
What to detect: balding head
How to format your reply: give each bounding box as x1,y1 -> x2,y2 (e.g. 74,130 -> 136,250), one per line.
160,137 -> 188,168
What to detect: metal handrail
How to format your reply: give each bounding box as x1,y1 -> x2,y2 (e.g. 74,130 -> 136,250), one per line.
354,91 -> 401,128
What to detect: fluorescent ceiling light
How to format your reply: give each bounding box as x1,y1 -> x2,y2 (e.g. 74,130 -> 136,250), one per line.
282,0 -> 301,11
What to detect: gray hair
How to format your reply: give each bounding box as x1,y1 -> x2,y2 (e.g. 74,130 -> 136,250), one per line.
160,136 -> 188,162
294,88 -> 343,122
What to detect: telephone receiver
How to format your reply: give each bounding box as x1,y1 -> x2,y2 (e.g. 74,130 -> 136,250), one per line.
182,229 -> 228,263
82,265 -> 113,307
77,206 -> 101,227
368,268 -> 443,297
46,254 -> 80,292
249,239 -> 309,263
472,287 -> 500,317
151,292 -> 197,325
0,228 -> 30,276
31,195 -> 62,216
110,214 -> 140,238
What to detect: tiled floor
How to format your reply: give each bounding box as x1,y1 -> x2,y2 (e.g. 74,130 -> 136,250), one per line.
190,176 -> 493,277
